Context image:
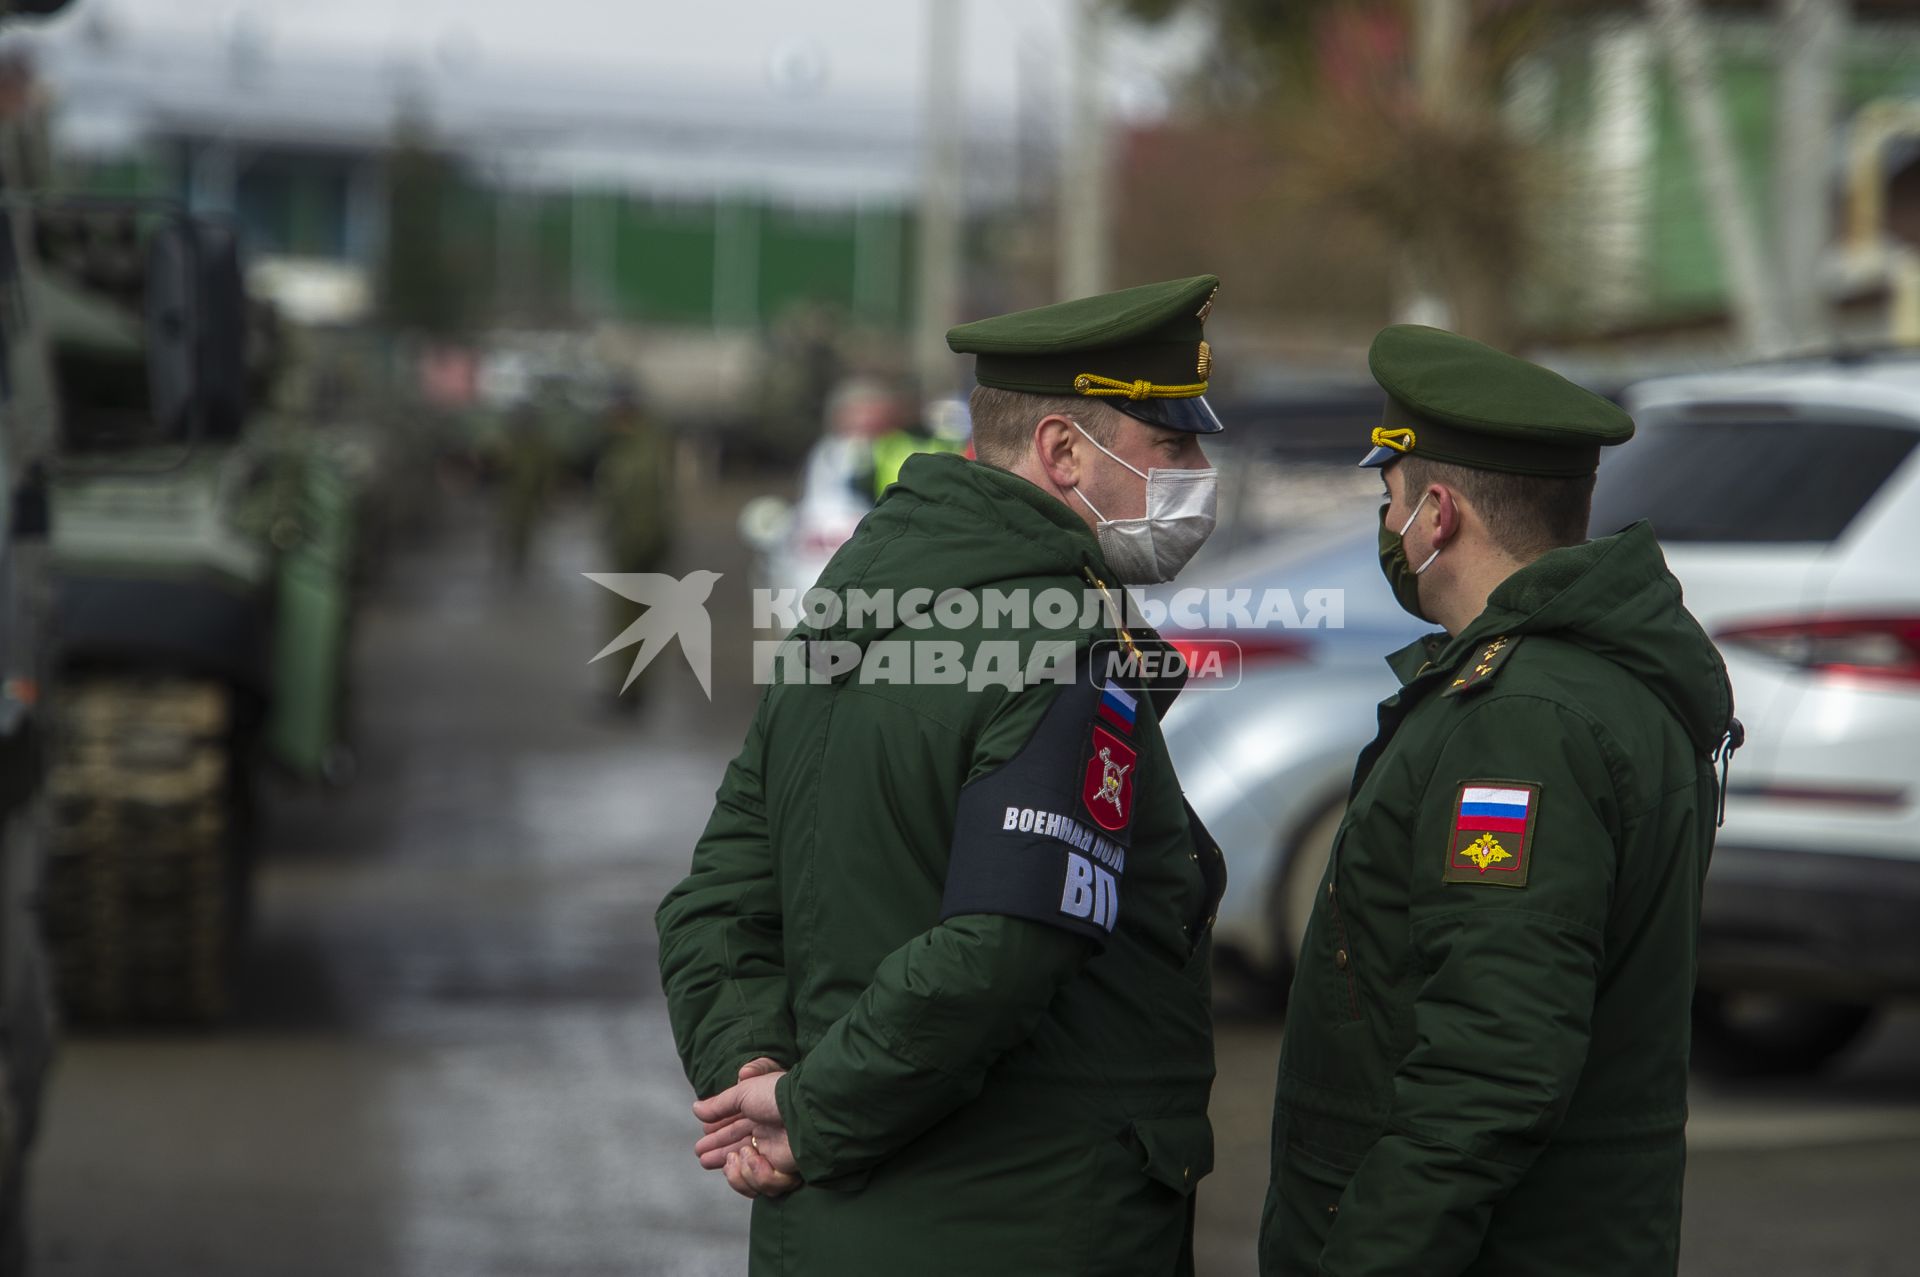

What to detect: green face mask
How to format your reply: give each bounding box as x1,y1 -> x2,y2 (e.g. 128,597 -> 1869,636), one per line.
1377,495 -> 1439,622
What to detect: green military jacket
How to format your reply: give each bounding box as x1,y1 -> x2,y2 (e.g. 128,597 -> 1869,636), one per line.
658,453 -> 1226,1276
1261,522 -> 1733,1277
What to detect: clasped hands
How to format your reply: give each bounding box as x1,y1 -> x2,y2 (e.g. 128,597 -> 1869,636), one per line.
692,1057 -> 802,1200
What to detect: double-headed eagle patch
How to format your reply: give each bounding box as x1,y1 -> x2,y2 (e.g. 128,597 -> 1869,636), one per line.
1443,781 -> 1538,887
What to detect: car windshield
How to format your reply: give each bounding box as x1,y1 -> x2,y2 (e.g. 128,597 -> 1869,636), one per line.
1590,418 -> 1919,543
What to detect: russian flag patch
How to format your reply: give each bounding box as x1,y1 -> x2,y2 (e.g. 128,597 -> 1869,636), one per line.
1096,679 -> 1137,734
1443,780 -> 1538,887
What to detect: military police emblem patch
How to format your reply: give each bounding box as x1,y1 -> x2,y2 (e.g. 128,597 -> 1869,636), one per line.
1443,781 -> 1538,887
1082,726 -> 1136,832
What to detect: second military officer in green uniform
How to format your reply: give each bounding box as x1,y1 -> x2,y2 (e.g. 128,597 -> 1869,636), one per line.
1261,326 -> 1738,1276
658,276 -> 1230,1275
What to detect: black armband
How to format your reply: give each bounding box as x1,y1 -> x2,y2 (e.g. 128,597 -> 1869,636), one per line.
940,667 -> 1142,944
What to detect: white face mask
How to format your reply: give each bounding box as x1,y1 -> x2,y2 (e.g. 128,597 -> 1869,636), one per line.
1069,422 -> 1218,585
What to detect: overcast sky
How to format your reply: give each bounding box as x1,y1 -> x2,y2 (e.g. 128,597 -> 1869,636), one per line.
40,0 -> 1203,120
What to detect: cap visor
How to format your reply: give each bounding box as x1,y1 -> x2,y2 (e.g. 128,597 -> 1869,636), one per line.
1358,444 -> 1400,468
1110,395 -> 1224,434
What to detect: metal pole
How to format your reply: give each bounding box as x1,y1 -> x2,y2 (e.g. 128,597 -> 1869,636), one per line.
854,204 -> 903,328
1399,0 -> 1464,328
1587,23 -> 1656,319
571,179 -> 591,319
1774,0 -> 1845,347
1650,0 -> 1794,356
568,184 -> 619,321
1058,0 -> 1111,300
493,174 -> 513,323
914,0 -> 964,399
1414,0 -> 1467,120
712,199 -> 761,332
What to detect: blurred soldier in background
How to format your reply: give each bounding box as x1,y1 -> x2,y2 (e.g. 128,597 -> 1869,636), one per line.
495,400 -> 560,578
592,383 -> 675,705
753,304 -> 846,462
868,396 -> 970,498
810,376 -> 907,503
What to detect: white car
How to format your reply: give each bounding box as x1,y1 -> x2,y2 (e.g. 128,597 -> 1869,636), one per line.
1163,358 -> 1920,1072
1612,361 -> 1920,1072
1156,521 -> 1423,980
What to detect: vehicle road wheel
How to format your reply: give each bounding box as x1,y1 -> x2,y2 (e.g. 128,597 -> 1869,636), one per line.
1269,802 -> 1343,994
44,677 -> 243,1025
0,1176 -> 23,1277
1691,990 -> 1877,1078
0,1051 -> 23,1277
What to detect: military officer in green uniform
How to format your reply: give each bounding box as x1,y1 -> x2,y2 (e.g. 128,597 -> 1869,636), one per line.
867,398 -> 969,497
1261,326 -> 1739,1276
658,276 -> 1230,1275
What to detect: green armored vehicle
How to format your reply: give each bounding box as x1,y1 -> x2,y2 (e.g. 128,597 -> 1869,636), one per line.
0,189 -> 55,1277
37,209 -> 358,1024
0,0 -> 86,1263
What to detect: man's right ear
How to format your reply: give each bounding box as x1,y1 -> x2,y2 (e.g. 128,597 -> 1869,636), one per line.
1034,414 -> 1081,490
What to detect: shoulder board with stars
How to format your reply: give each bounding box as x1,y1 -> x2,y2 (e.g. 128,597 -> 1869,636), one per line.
1442,634 -> 1522,698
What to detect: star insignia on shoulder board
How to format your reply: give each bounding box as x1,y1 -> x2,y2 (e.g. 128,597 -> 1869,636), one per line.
1444,634 -> 1522,698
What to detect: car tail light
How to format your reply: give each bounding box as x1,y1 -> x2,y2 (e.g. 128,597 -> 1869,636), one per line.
798,519 -> 860,560
1716,615 -> 1920,685
1727,782 -> 1907,808
799,530 -> 848,558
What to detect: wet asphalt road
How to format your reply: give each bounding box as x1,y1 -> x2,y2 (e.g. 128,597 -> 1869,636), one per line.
29,487 -> 1920,1276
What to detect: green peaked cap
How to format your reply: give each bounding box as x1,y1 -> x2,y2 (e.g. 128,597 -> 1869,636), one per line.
1360,324 -> 1634,477
946,274 -> 1223,433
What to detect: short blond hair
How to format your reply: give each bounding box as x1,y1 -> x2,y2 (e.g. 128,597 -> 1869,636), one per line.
968,386 -> 1118,469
